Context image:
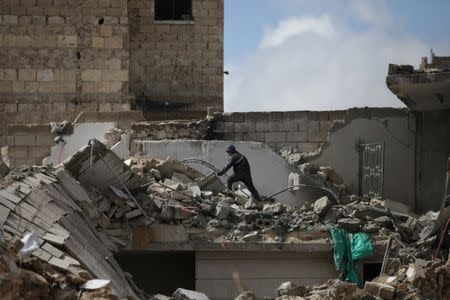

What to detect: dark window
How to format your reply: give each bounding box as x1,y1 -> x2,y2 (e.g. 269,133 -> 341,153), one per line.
155,0 -> 193,21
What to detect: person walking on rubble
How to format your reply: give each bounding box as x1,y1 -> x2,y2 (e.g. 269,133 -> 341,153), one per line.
217,145 -> 262,202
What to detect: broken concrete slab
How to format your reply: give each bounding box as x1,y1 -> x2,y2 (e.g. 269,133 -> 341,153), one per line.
172,288 -> 210,300
314,196 -> 332,217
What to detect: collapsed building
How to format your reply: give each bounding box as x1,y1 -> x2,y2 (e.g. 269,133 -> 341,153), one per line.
0,0 -> 450,299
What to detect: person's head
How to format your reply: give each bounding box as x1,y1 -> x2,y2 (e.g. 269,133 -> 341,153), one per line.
226,144 -> 237,155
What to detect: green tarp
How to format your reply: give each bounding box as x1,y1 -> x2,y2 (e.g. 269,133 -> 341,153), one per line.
330,228 -> 373,287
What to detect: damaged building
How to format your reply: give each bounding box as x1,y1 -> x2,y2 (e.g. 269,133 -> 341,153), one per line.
0,1 -> 450,300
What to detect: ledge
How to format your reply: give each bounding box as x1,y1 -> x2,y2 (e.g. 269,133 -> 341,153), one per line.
153,20 -> 195,25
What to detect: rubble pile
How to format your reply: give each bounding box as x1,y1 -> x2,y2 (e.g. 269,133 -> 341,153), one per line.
0,240 -> 120,300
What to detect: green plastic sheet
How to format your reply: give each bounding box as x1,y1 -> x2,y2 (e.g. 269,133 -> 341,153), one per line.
330,228 -> 373,287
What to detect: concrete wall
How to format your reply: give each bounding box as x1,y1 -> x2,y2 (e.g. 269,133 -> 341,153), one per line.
415,110 -> 450,212
312,108 -> 416,208
128,0 -> 224,119
133,139 -> 300,205
196,251 -> 337,300
212,111 -> 347,152
0,0 -> 131,146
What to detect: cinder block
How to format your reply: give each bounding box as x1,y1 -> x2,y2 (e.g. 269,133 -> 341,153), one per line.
18,69 -> 37,81
265,132 -> 286,143
307,121 -> 328,142
243,132 -> 265,142
48,16 -> 65,24
2,35 -> 16,47
297,143 -> 320,153
104,36 -> 122,48
0,81 -> 12,93
82,70 -> 102,81
3,15 -> 18,24
8,146 -> 28,158
4,103 -> 17,112
14,135 -> 36,146
54,70 -> 76,81
101,70 -> 128,81
37,69 -> 54,81
57,35 -> 77,48
286,131 -> 308,142
12,81 -> 25,93
92,36 -> 104,48
276,120 -> 298,132
18,103 -> 34,112
29,146 -> 50,158
0,69 -> 17,80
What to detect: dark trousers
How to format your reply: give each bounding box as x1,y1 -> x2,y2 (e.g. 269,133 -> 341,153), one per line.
227,173 -> 262,201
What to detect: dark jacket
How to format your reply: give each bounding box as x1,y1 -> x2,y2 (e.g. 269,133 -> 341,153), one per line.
218,151 -> 251,177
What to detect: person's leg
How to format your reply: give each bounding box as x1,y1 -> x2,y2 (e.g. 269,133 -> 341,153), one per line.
227,174 -> 239,190
242,175 -> 262,201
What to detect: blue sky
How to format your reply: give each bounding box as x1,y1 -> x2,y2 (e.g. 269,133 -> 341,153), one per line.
223,0 -> 450,111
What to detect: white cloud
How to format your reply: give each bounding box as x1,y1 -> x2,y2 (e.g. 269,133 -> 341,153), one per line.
224,14 -> 431,112
260,15 -> 335,48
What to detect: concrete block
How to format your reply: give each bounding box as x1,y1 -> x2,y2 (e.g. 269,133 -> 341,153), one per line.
109,82 -> 123,93
54,70 -> 76,81
18,103 -> 34,112
243,132 -> 265,142
14,135 -> 36,146
47,16 -> 65,24
275,120 -> 298,132
0,69 -> 17,80
12,81 -> 25,93
0,81 -> 12,95
18,69 -> 37,81
82,70 -> 102,81
57,35 -> 77,48
265,132 -> 286,143
92,36 -> 104,48
2,15 -> 18,24
101,70 -> 128,81
37,69 -> 54,81
4,103 -> 17,112
29,146 -> 50,158
36,135 -> 53,146
104,36 -> 122,48
24,82 -> 39,93
8,146 -> 28,158
297,142 -> 320,153
286,131 -> 308,142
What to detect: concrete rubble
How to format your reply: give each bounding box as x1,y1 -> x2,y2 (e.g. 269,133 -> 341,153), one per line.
0,138 -> 449,300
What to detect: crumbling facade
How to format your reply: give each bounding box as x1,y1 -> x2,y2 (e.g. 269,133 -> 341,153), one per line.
0,0 -> 224,146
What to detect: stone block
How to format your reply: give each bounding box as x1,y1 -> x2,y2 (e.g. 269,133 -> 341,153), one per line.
24,82 -> 39,93
82,70 -> 102,81
275,120 -> 298,132
0,69 -> 17,80
0,81 -> 12,93
8,146 -> 28,158
101,70 -> 128,81
14,135 -> 36,146
265,132 -> 286,143
99,25 -> 113,37
39,82 -> 58,93
12,81 -> 25,93
297,142 -> 320,153
18,103 -> 34,112
92,36 -> 104,48
286,131 -> 308,142
109,81 -> 123,93
4,103 -> 17,112
37,69 -> 54,81
104,36 -> 122,48
18,69 -> 37,81
2,35 -> 16,47
2,15 -> 18,24
54,70 -> 76,81
15,35 -> 32,47
29,146 -> 50,158
57,35 -> 77,48
243,132 -> 265,142
36,135 -> 53,146
48,16 -> 65,24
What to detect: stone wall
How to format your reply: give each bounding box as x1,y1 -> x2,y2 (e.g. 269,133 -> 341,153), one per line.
212,111 -> 347,152
128,0 -> 224,119
6,124 -> 52,167
0,0 -> 131,146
